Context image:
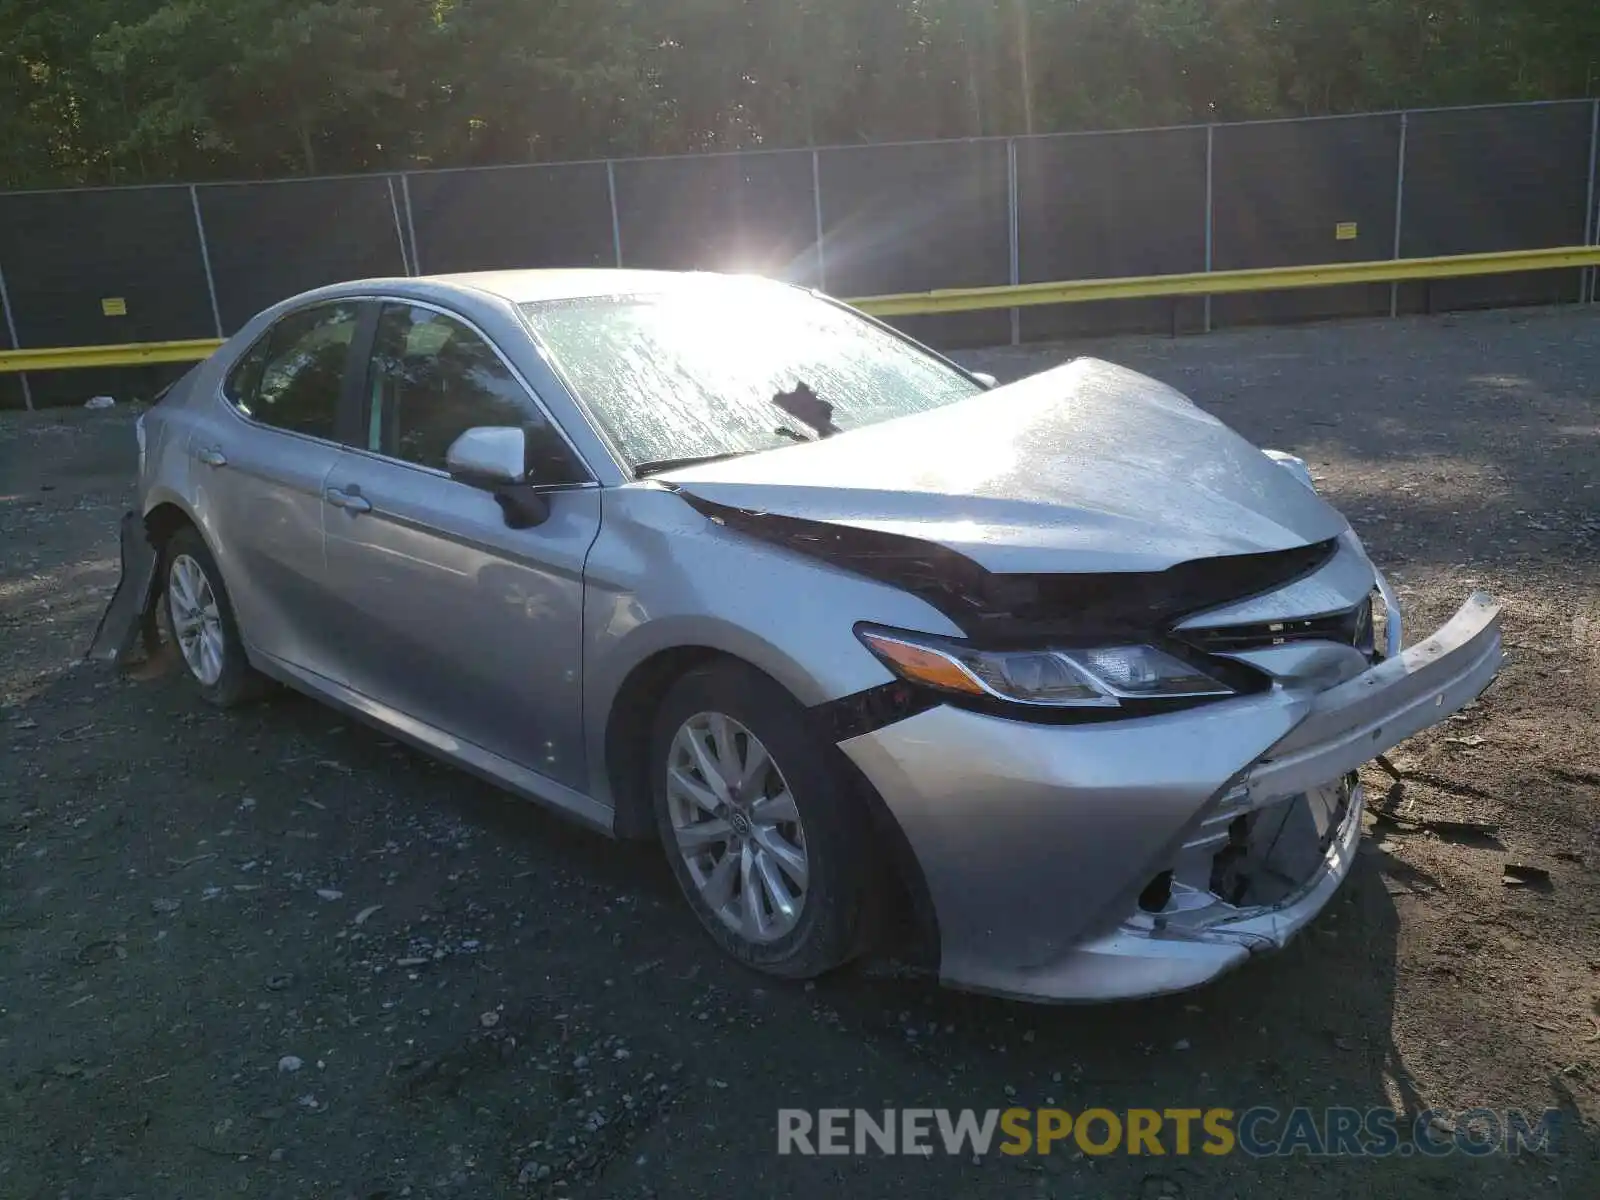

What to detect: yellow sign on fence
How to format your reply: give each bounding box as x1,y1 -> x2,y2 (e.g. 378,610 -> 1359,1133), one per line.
1334,222 -> 1359,241
101,297 -> 128,317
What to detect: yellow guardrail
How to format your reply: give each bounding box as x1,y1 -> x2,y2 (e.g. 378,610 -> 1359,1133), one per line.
851,244 -> 1600,317
1,245 -> 1596,374
0,337 -> 225,374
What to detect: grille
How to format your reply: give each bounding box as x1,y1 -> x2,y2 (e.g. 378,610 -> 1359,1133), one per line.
1180,595 -> 1374,655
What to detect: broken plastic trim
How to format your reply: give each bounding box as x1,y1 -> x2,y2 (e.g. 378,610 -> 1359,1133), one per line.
1179,595 -> 1375,656
85,510 -> 161,667
809,680 -> 939,743
677,491 -> 1340,641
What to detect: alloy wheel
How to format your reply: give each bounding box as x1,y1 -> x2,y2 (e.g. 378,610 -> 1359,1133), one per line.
168,553 -> 225,686
665,711 -> 809,943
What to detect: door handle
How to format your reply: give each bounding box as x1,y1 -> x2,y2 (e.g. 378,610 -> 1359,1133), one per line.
196,446 -> 227,468
325,487 -> 372,514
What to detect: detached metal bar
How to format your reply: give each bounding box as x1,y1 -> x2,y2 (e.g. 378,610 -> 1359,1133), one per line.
400,173 -> 422,275
189,185 -> 225,338
0,258 -> 31,408
606,161 -> 624,268
385,177 -> 412,276
1390,112 -> 1409,319
811,150 -> 827,292
1203,124 -> 1215,333
1586,100 -> 1599,305
1006,138 -> 1021,345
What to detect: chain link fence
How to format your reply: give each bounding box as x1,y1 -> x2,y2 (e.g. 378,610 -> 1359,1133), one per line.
3,99 -> 1597,409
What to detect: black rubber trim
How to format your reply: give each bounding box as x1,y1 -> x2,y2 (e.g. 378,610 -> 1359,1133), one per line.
930,688 -> 1239,726
809,681 -> 939,743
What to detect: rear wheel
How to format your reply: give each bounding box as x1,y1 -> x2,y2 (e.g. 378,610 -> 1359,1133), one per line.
650,660 -> 871,979
162,526 -> 263,707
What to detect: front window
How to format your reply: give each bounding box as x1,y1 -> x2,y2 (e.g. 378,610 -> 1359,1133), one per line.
519,281 -> 984,472
365,303 -> 586,483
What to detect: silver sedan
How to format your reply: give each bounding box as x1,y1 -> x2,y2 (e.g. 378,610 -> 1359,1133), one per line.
102,269 -> 1505,1002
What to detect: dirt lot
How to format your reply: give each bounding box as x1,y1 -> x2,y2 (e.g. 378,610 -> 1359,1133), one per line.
3,305 -> 1599,1199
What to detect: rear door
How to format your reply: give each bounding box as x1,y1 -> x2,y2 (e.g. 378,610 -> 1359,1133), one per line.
321,300 -> 601,791
195,300 -> 369,681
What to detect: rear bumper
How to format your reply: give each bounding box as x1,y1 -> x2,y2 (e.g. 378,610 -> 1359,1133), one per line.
85,509 -> 160,667
839,592 -> 1504,1002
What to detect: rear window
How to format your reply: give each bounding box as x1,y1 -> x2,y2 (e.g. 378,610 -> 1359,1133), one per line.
223,303 -> 361,440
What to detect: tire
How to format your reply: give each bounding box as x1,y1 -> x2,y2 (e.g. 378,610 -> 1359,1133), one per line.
161,525 -> 264,708
650,659 -> 873,979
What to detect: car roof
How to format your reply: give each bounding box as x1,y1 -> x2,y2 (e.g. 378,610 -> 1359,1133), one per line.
280,269 -> 806,320
423,268 -> 787,305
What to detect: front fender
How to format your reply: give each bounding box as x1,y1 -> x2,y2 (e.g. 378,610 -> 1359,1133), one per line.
580,486 -> 964,805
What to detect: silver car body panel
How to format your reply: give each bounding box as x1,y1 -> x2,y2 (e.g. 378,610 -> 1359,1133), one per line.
195,432 -> 346,676
129,269 -> 1506,1003
255,652 -> 614,832
321,450 -> 601,793
657,358 -> 1349,573
577,482 -> 957,806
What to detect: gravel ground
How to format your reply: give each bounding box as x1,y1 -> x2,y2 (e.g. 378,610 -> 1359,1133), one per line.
2,305 -> 1598,1199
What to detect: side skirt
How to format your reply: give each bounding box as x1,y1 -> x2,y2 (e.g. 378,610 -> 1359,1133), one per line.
251,652 -> 617,836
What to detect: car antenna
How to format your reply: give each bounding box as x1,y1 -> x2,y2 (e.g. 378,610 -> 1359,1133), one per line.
771,381 -> 840,438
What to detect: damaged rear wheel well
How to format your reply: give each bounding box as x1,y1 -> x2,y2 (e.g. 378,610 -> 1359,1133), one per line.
143,502 -> 196,555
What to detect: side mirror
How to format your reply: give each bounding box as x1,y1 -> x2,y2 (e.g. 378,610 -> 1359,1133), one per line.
446,426 -> 526,485
971,371 -> 999,390
446,426 -> 553,529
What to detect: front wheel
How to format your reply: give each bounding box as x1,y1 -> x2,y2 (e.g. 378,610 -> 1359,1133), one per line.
650,661 -> 871,979
162,526 -> 264,707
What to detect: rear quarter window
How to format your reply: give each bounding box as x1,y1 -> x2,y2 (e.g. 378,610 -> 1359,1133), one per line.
221,303 -> 361,440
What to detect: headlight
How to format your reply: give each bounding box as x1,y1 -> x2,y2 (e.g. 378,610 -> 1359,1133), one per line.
856,627 -> 1235,709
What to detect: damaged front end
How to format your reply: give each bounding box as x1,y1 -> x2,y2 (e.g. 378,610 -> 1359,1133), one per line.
671,476 -> 1506,1001
835,585 -> 1503,1003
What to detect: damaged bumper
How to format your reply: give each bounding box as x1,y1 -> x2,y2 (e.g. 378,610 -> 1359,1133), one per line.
839,592 -> 1504,1002
86,510 -> 160,667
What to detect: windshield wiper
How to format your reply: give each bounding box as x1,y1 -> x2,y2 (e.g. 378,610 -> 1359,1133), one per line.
635,426 -> 819,477
633,450 -> 762,477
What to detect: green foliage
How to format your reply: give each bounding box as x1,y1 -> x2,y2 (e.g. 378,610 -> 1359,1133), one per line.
1,0 -> 1596,188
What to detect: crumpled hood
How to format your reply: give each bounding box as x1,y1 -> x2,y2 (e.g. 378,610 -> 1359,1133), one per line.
658,358 -> 1348,573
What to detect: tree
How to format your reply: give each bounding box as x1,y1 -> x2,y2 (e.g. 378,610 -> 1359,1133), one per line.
92,0 -> 429,177
1,0 -> 1597,188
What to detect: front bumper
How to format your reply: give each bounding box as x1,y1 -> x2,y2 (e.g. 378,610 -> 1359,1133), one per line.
839,592 -> 1504,1002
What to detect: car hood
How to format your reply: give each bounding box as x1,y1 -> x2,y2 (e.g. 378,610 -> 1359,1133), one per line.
657,357 -> 1347,573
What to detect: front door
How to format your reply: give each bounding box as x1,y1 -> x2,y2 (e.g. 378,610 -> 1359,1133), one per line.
321,301 -> 600,791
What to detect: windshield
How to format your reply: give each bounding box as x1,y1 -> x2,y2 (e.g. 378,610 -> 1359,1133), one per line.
519,282 -> 984,471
